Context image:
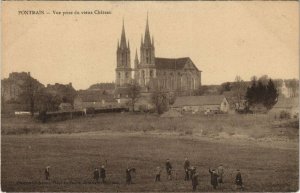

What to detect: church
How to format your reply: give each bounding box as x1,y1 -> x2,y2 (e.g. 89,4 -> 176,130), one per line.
115,16 -> 202,97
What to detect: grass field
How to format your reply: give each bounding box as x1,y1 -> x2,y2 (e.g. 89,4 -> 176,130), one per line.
1,113 -> 299,192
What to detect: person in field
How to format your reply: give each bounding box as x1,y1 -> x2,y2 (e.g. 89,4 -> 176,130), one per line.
189,166 -> 196,179
209,168 -> 219,189
44,166 -> 50,180
235,169 -> 244,190
100,165 -> 106,183
165,159 -> 173,180
126,167 -> 136,185
93,168 -> 100,183
155,166 -> 162,182
184,157 -> 190,181
217,164 -> 224,184
191,172 -> 199,191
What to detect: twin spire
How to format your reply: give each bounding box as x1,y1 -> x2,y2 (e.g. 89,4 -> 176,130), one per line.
118,15 -> 154,61
118,19 -> 130,50
141,14 -> 154,47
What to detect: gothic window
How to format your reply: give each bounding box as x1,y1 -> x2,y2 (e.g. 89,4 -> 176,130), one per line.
125,72 -> 129,78
150,70 -> 153,77
118,72 -> 121,78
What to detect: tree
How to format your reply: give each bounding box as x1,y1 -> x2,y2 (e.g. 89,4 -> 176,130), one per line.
151,89 -> 169,114
219,82 -> 231,94
169,92 -> 177,105
128,82 -> 141,112
263,79 -> 278,110
245,78 -> 278,111
194,85 -> 209,96
231,76 -> 247,109
19,75 -> 43,117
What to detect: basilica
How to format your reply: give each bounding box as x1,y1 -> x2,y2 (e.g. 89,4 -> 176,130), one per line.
115,17 -> 202,96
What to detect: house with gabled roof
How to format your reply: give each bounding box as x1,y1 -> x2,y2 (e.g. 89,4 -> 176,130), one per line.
172,95 -> 230,114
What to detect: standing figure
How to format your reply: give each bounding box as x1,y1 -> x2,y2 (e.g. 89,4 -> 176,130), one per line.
191,172 -> 199,191
184,158 -> 190,181
165,159 -> 173,180
209,168 -> 219,189
155,166 -> 161,182
189,166 -> 196,179
126,167 -> 136,185
235,169 -> 244,190
100,165 -> 106,183
93,168 -> 100,183
44,166 -> 50,180
217,164 -> 224,184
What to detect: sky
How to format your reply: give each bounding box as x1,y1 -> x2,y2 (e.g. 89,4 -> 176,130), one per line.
2,1 -> 299,90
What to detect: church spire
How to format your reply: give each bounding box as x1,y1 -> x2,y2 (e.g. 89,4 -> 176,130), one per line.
141,34 -> 144,47
135,49 -> 139,63
144,14 -> 151,47
134,49 -> 139,69
120,18 -> 127,49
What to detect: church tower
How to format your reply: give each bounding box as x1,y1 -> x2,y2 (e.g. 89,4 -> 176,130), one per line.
116,20 -> 132,87
140,15 -> 155,66
138,15 -> 156,88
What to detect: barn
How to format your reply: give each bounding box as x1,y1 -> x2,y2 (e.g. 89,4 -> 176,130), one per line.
172,95 -> 230,114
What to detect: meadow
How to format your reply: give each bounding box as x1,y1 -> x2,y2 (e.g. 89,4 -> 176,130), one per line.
1,113 -> 299,192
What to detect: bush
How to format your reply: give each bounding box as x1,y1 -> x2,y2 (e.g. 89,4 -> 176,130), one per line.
279,111 -> 291,119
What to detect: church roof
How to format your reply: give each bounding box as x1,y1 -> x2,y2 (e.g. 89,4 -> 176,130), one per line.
155,57 -> 201,71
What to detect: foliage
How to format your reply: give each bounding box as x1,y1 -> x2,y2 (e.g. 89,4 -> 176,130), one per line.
127,81 -> 141,111
151,90 -> 169,114
88,82 -> 115,90
231,76 -> 247,109
19,76 -> 44,116
219,82 -> 231,94
245,78 -> 278,110
279,110 -> 291,119
169,92 -> 177,105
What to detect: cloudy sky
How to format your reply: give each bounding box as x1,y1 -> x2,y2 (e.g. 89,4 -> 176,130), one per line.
2,1 -> 298,90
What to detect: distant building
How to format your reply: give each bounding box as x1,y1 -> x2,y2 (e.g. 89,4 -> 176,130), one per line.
172,95 -> 230,113
115,16 -> 202,97
280,80 -> 291,98
1,72 -> 44,113
59,103 -> 73,111
1,72 -> 43,103
74,90 -> 118,110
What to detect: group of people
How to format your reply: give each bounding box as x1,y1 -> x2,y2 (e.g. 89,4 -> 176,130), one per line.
93,165 -> 106,183
44,158 -> 244,191
162,158 -> 244,191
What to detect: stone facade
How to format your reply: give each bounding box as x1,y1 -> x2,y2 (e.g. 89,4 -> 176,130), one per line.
115,16 -> 201,96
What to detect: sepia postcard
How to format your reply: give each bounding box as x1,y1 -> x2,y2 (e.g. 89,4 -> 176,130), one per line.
1,1 -> 299,192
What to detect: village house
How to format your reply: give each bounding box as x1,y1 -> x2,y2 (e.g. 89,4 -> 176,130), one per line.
74,90 -> 118,110
172,95 -> 230,114
58,103 -> 73,111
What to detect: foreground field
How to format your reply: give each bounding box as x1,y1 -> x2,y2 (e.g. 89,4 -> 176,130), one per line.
1,132 -> 298,192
